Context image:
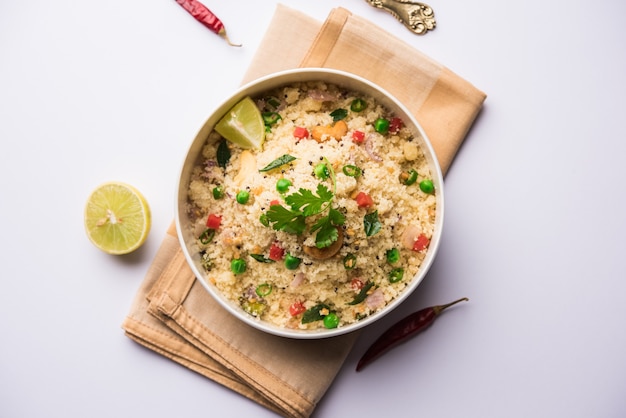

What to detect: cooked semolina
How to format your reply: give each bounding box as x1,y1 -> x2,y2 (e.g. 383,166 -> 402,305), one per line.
185,81 -> 437,331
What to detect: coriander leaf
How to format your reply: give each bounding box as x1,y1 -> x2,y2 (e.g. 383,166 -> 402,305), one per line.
265,205 -> 306,234
311,208 -> 345,248
328,207 -> 346,225
302,303 -> 330,324
330,108 -> 348,122
216,139 -> 231,168
364,210 -> 382,237
285,184 -> 333,216
314,220 -> 338,249
259,154 -> 296,172
348,282 -> 375,305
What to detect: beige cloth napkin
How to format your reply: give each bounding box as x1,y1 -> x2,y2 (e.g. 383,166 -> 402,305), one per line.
122,5 -> 486,418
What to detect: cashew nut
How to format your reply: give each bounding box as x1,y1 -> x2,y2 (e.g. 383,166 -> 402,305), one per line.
233,150 -> 256,186
311,120 -> 348,142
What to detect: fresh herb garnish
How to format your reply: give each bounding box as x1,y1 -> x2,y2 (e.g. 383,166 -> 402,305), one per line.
265,204 -> 306,234
259,154 -> 296,172
285,184 -> 333,216
330,108 -> 348,122
348,282 -> 375,305
311,208 -> 346,248
216,139 -> 231,168
249,254 -> 275,263
364,210 -> 382,237
302,303 -> 331,324
264,157 -> 345,248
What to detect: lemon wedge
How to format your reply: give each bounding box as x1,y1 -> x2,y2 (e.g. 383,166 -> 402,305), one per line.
84,182 -> 151,255
215,96 -> 265,149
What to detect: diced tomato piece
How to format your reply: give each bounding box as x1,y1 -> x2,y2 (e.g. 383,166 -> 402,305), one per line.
269,242 -> 285,261
350,278 -> 364,291
269,199 -> 281,207
206,214 -> 222,229
289,300 -> 306,316
293,126 -> 309,139
352,130 -> 365,144
389,117 -> 404,134
412,233 -> 430,252
355,191 -> 374,208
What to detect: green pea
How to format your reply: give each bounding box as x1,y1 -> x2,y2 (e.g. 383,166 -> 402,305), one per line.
402,169 -> 418,185
231,258 -> 246,275
389,267 -> 404,283
374,118 -> 390,134
419,179 -> 435,194
314,163 -> 329,179
276,178 -> 292,193
236,190 -> 250,204
323,312 -> 339,329
386,248 -> 400,264
212,185 -> 224,199
284,254 -> 302,270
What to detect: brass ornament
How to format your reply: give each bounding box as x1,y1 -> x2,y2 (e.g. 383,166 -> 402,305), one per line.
365,0 -> 436,35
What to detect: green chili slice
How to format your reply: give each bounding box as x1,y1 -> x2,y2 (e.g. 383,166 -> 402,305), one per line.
265,96 -> 281,110
262,111 -> 282,126
350,98 -> 367,112
343,253 -> 357,269
255,283 -> 273,297
402,169 -> 418,185
199,228 -> 215,245
389,267 -> 404,283
240,298 -> 266,317
342,165 -> 362,178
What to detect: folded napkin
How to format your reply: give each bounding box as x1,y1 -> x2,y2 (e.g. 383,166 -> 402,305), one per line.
122,5 -> 486,418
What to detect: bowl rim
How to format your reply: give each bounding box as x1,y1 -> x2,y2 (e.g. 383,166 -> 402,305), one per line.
175,67 -> 444,339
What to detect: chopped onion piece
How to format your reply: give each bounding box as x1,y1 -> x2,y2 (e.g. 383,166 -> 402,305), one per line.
401,224 -> 423,250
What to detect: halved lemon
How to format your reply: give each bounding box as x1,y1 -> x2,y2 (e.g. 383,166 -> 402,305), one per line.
84,182 -> 151,255
215,96 -> 265,149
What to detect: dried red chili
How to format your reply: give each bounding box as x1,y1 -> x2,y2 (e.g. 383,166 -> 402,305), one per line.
175,0 -> 241,47
356,297 -> 469,371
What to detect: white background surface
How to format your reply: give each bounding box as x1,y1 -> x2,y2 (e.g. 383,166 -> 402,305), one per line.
2,1 -> 625,417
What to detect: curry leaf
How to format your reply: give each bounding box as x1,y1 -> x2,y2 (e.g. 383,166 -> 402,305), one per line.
259,154 -> 296,172
364,210 -> 382,237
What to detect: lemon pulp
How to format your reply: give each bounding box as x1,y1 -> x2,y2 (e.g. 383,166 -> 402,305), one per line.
84,182 -> 151,255
214,96 -> 265,149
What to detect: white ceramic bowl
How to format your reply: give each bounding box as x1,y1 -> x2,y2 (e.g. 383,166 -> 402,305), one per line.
175,68 -> 444,339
